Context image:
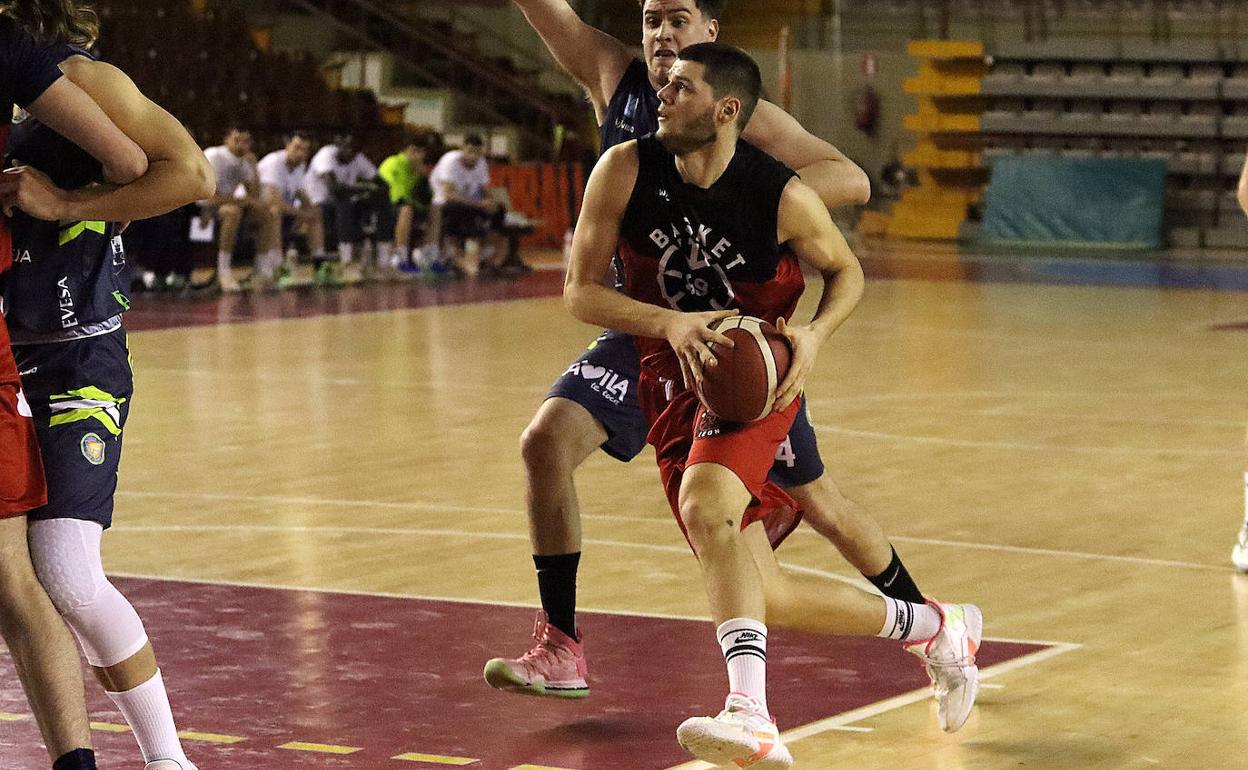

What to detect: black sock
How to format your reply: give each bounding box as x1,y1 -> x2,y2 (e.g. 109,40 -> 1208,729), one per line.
867,547 -> 925,605
534,552 -> 581,639
53,749 -> 96,770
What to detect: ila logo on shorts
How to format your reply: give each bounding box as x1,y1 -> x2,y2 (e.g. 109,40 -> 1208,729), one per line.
564,361 -> 630,405
80,433 -> 106,466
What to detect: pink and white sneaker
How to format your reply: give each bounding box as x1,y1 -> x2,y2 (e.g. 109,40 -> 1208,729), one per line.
676,693 -> 793,769
483,611 -> 589,698
903,601 -> 983,733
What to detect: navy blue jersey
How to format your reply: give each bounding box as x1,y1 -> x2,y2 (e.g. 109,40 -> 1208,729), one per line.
0,16 -> 71,277
599,58 -> 659,151
2,43 -> 130,338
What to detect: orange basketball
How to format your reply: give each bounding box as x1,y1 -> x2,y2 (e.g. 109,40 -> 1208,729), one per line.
696,316 -> 792,422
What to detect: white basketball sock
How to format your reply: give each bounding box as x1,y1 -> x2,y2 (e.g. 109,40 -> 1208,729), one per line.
717,618 -> 768,716
107,670 -> 194,768
216,250 -> 232,276
339,242 -> 354,264
880,597 -> 942,642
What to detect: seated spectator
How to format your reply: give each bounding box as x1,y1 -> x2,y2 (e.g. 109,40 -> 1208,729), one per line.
378,138 -> 435,271
304,133 -> 395,284
428,134 -> 508,276
257,129 -> 326,285
199,125 -> 280,291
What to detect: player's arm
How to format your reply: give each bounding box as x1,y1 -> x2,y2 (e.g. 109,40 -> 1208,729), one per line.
742,99 -> 870,208
771,178 -> 866,411
1237,151 -> 1248,217
24,76 -> 147,185
512,0 -> 634,117
0,58 -> 213,222
564,143 -> 738,388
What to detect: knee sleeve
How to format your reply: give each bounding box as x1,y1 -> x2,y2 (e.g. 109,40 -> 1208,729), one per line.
28,518 -> 148,667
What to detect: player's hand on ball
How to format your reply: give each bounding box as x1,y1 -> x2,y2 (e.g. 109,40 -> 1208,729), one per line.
772,316 -> 819,412
665,309 -> 739,389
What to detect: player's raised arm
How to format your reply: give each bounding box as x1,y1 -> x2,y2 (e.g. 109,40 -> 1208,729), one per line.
743,99 -> 870,208
512,0 -> 634,116
770,177 -> 865,411
1,58 -> 213,222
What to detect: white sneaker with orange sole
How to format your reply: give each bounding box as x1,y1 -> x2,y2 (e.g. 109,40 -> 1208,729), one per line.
676,693 -> 792,769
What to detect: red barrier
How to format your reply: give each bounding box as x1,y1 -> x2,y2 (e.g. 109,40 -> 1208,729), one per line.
490,162 -> 586,249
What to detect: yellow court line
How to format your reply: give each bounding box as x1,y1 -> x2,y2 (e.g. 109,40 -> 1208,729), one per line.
90,722 -> 131,733
178,730 -> 246,744
394,753 -> 480,765
277,742 -> 362,754
0,713 -> 30,721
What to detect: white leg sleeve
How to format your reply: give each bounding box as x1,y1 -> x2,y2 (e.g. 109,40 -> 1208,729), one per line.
28,518 -> 149,668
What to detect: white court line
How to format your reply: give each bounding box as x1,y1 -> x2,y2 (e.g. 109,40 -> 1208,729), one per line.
664,642 -> 1082,770
105,569 -> 1076,650
813,423 -> 1240,457
113,490 -> 1229,572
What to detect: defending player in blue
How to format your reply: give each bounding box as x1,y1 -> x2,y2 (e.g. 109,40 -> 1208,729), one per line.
0,3 -> 214,768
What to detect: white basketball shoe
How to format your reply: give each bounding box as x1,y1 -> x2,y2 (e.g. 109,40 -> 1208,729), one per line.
676,693 -> 792,768
904,601 -> 983,733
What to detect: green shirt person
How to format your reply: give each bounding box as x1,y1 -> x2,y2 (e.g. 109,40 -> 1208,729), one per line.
379,142 -> 432,211
379,141 -> 434,267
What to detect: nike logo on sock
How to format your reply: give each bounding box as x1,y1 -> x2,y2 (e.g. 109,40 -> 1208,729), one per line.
883,566 -> 901,587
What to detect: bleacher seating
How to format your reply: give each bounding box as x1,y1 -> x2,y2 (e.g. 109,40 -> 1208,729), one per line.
94,0 -> 389,152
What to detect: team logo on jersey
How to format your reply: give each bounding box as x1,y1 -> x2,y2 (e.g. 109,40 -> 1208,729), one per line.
649,222 -> 746,312
80,432 -> 106,465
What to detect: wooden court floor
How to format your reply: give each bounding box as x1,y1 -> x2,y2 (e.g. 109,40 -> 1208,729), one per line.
29,273 -> 1248,767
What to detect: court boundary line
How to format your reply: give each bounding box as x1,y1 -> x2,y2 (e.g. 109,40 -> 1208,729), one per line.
105,569 -> 1074,647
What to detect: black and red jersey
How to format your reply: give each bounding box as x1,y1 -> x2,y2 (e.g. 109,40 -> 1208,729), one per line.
616,136 -> 803,362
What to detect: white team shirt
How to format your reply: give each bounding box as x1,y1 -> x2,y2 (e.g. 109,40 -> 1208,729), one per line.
429,149 -> 490,205
304,145 -> 378,205
203,145 -> 256,200
257,149 -> 308,206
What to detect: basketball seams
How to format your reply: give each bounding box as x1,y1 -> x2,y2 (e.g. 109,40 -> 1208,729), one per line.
736,317 -> 778,420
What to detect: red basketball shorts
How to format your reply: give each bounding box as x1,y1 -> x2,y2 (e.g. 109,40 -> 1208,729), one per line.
0,321 -> 46,518
639,357 -> 802,551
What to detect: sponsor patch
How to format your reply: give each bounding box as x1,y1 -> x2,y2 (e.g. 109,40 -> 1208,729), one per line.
80,432 -> 106,465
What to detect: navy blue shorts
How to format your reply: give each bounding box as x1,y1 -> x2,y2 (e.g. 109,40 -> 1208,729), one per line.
13,330 -> 132,528
546,331 -> 825,486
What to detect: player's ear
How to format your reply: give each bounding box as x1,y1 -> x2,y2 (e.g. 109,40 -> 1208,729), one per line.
720,96 -> 741,124
707,19 -> 719,40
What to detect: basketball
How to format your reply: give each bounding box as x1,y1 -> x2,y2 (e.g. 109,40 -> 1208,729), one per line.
696,316 -> 793,423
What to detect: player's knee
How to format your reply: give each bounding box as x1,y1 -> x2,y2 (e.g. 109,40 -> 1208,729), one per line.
521,408 -> 591,473
28,519 -> 149,667
680,496 -> 737,548
218,205 -> 241,223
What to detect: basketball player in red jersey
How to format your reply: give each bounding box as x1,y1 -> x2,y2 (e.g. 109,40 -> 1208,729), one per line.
0,8 -> 148,770
490,0 -> 944,710
565,44 -> 982,766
